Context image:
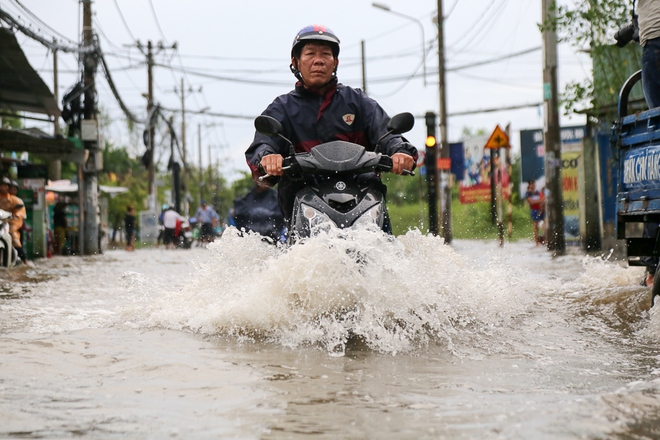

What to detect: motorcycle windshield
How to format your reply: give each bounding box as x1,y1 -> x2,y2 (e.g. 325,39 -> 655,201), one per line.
296,142 -> 381,174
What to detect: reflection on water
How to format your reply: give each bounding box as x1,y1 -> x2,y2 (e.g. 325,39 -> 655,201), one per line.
1,229 -> 659,439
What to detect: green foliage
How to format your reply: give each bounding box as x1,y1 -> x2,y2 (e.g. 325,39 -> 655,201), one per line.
388,201 -> 428,236
451,201 -> 532,241
549,0 -> 631,47
382,173 -> 426,206
1,113 -> 22,129
547,0 -> 640,117
231,172 -> 258,200
460,126 -> 487,139
99,140 -> 148,241
388,197 -> 533,241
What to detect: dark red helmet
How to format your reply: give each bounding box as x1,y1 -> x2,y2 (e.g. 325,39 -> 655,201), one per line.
291,25 -> 340,59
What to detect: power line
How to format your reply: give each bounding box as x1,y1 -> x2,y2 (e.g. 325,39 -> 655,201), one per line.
447,46 -> 540,72
148,0 -> 168,43
10,0 -> 77,45
448,102 -> 541,117
112,0 -> 137,42
0,6 -> 93,53
155,63 -> 291,86
97,46 -> 144,124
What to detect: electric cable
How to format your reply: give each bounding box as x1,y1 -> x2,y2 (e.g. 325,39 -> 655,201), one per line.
0,6 -> 94,53
112,0 -> 137,43
10,0 -> 77,45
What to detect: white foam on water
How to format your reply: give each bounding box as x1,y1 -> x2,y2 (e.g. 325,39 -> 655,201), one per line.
122,227 -> 548,356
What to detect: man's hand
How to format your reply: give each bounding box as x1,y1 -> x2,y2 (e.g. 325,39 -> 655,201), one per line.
391,152 -> 414,175
260,154 -> 284,176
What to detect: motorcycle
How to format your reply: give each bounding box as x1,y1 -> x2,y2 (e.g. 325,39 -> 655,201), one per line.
255,112 -> 415,244
0,209 -> 17,267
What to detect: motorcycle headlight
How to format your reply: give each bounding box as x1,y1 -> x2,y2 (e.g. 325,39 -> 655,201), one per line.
301,204 -> 336,230
353,204 -> 383,228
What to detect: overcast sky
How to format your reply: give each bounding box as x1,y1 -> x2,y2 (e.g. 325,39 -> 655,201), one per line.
1,0 -> 591,181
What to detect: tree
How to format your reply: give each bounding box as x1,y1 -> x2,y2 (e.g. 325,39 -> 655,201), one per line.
99,139 -> 148,243
546,0 -> 642,118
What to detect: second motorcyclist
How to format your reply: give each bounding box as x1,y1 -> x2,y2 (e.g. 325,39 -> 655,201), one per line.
245,24 -> 417,232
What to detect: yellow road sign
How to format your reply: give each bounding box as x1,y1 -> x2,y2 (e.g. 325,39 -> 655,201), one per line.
484,125 -> 510,149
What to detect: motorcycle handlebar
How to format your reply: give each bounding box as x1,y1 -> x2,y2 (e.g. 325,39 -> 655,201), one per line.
258,153 -> 414,181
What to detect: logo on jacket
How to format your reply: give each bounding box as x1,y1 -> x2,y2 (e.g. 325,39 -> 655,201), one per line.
335,181 -> 346,191
342,114 -> 355,126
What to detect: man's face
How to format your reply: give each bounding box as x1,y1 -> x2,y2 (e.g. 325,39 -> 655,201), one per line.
0,184 -> 8,195
294,42 -> 338,88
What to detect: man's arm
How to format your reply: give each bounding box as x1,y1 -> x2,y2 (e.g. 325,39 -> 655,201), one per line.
245,100 -> 290,184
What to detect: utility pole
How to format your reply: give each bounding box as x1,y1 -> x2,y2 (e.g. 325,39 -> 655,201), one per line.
437,0 -> 452,244
169,116 -> 181,213
82,0 -> 99,255
146,40 -> 156,212
198,123 -> 203,202
361,40 -> 367,95
542,0 -> 565,255
50,38 -> 61,181
179,77 -> 188,214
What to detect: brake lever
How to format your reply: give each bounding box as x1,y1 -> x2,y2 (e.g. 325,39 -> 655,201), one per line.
257,164 -> 292,182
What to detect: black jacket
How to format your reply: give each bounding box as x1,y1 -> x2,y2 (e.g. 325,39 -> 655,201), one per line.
245,80 -> 417,218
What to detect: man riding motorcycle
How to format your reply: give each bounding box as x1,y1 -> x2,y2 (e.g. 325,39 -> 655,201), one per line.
245,24 -> 418,232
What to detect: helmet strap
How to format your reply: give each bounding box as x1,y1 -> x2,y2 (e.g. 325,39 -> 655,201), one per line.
289,60 -> 303,82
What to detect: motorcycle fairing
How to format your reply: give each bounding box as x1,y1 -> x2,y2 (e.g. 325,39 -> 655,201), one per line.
289,174 -> 385,241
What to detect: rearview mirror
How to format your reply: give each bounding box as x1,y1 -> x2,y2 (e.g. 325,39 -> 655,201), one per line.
387,112 -> 415,135
254,115 -> 284,137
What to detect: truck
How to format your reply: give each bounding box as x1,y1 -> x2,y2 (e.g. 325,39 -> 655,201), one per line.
613,70 -> 660,304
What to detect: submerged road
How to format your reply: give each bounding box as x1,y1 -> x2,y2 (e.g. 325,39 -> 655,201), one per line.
1,230 -> 659,439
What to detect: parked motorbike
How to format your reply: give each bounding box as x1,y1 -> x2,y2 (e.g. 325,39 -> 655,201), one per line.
0,209 -> 17,267
255,112 -> 415,244
175,219 -> 193,249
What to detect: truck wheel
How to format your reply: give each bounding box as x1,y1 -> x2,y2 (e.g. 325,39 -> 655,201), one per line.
652,265 -> 660,307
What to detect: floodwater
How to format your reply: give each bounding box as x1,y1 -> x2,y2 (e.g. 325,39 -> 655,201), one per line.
1,227 -> 659,439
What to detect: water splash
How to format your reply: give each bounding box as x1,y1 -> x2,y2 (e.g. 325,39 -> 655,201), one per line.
123,227 -> 543,356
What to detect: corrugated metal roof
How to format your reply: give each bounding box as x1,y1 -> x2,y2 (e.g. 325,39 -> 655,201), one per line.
0,27 -> 60,117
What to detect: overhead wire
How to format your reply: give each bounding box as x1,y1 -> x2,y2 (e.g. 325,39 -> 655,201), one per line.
10,0 -> 77,45
148,0 -> 168,43
449,0 -> 511,54
445,0 -> 499,52
112,0 -> 137,42
0,6 -> 94,53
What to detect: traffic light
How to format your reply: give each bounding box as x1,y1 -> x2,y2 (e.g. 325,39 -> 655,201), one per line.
424,111 -> 439,236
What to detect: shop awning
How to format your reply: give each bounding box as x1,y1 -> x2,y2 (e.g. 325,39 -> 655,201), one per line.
0,28 -> 60,117
46,181 -> 129,195
0,127 -> 85,163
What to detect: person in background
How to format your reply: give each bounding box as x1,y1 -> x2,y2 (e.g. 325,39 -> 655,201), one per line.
525,181 -> 545,246
0,177 -> 29,265
53,201 -> 67,255
233,185 -> 285,243
195,200 -> 219,244
162,205 -> 184,249
8,180 -> 28,260
156,204 -> 167,248
124,205 -> 136,251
